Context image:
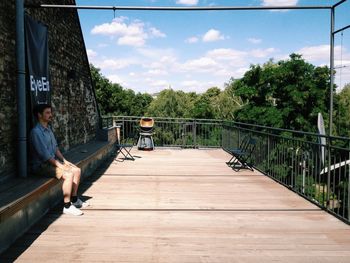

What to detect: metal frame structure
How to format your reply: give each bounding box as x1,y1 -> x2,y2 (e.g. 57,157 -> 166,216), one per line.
15,1 -> 349,177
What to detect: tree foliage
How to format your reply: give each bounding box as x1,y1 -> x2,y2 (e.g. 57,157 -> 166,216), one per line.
90,56 -> 350,137
232,54 -> 331,132
146,89 -> 196,118
335,83 -> 350,137
90,64 -> 153,116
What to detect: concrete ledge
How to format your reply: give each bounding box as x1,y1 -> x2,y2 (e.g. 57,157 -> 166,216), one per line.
0,137 -> 116,254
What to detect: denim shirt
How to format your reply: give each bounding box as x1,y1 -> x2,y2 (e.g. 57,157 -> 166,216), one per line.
30,123 -> 58,172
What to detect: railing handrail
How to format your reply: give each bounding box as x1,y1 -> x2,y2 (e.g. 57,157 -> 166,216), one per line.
102,115 -> 350,143
102,115 -> 223,123
226,121 -> 350,141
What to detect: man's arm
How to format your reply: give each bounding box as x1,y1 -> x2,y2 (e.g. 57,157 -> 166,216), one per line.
55,148 -> 75,166
31,130 -> 55,163
55,148 -> 65,162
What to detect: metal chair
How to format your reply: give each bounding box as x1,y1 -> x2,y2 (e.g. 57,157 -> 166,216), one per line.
227,137 -> 256,172
115,143 -> 135,161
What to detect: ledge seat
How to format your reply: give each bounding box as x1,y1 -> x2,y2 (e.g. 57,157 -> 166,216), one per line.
0,139 -> 114,254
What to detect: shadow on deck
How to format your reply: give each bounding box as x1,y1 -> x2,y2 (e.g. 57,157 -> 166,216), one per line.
2,149 -> 350,262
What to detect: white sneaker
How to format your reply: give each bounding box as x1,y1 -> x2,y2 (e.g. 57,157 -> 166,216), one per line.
63,204 -> 83,216
72,198 -> 89,209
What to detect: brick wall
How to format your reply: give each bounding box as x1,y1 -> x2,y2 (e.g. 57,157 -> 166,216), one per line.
0,0 -> 100,182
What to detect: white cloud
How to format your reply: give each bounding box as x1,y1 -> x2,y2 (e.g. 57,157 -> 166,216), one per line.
335,70 -> 350,90
181,80 -> 201,87
95,58 -> 138,70
202,29 -> 226,42
179,80 -> 204,92
136,48 -> 179,72
146,69 -> 169,76
148,79 -> 170,88
262,0 -> 298,6
250,48 -> 277,58
297,45 -> 342,62
182,57 -> 219,72
107,74 -> 124,84
118,35 -> 145,47
176,0 -> 199,5
86,49 -> 97,58
186,36 -> 199,44
91,19 -> 143,36
91,17 -> 164,47
236,67 -> 250,76
150,27 -> 166,38
248,38 -> 262,44
92,44 -> 283,93
206,48 -> 247,61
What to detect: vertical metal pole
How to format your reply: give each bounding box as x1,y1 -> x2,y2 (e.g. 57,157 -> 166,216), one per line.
16,0 -> 27,178
329,7 -> 335,136
193,120 -> 197,148
302,156 -> 306,194
326,7 -> 335,204
348,140 -> 350,221
267,135 -> 270,173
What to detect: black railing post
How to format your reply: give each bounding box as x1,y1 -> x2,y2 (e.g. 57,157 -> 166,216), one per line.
182,121 -> 185,148
122,116 -> 125,143
327,135 -> 332,206
348,140 -> 350,220
267,134 -> 270,173
193,120 -> 197,148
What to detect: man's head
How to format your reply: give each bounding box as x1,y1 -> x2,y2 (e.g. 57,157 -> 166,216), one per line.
33,104 -> 52,123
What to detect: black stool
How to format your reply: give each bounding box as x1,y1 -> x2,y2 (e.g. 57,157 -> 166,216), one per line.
116,143 -> 134,161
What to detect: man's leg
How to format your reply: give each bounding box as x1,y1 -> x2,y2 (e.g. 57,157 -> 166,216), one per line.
65,164 -> 89,208
61,171 -> 74,203
39,164 -> 82,216
40,164 -> 74,204
61,169 -> 83,216
64,163 -> 81,196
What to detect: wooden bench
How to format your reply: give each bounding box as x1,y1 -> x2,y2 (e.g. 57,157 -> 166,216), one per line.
0,139 -> 115,254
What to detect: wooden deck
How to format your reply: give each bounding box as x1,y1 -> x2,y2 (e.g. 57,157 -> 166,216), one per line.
2,149 -> 350,262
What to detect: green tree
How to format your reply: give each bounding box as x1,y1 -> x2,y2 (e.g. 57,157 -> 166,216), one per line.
191,87 -> 220,119
233,54 -> 331,132
218,78 -> 246,120
90,64 -> 153,116
273,54 -> 330,132
146,89 -> 195,118
335,83 -> 350,137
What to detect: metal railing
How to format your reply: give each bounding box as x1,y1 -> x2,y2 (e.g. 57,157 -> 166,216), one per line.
222,121 -> 350,223
102,115 -> 350,223
103,116 -> 223,148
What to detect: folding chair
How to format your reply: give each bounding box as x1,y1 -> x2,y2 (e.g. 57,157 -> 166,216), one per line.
115,143 -> 135,161
226,135 -> 250,166
228,138 -> 256,172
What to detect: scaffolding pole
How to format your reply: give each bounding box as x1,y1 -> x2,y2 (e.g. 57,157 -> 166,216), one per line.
27,4 -> 332,11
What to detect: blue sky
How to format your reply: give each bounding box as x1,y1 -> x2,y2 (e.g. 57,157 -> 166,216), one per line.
76,0 -> 350,94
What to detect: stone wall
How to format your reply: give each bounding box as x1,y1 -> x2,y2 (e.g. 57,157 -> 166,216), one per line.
0,0 -> 100,182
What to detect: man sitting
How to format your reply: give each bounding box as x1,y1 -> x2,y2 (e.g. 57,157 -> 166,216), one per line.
29,104 -> 89,216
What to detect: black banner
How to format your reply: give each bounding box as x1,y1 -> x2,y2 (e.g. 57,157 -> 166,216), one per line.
25,15 -> 51,106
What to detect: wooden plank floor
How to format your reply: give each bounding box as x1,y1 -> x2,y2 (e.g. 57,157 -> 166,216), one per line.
2,149 -> 350,262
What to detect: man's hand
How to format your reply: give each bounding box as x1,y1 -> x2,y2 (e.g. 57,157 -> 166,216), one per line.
48,158 -> 68,170
63,159 -> 75,168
